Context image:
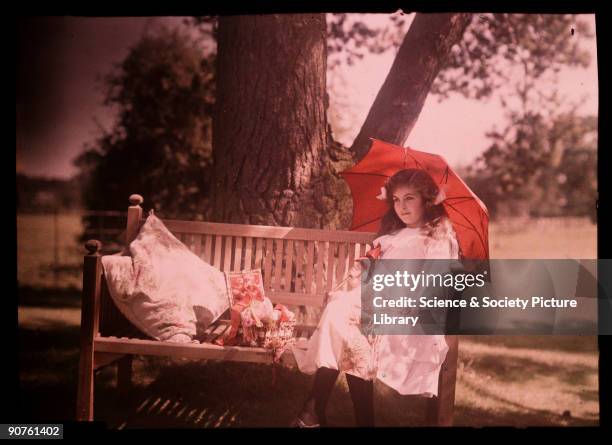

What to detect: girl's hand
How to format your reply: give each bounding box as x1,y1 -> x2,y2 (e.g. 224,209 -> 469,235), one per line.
349,261 -> 363,278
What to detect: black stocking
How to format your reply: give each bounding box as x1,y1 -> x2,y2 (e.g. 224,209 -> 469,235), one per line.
346,373 -> 375,427
306,367 -> 340,426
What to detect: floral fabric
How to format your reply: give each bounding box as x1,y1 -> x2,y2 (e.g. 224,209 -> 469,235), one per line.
225,269 -> 266,306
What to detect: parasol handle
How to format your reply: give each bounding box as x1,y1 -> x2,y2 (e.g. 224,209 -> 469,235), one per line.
323,259 -> 370,306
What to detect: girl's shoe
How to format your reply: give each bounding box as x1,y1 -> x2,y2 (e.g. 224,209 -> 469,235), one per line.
291,398 -> 322,428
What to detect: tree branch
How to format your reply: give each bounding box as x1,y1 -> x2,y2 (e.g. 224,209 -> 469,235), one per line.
350,13 -> 473,161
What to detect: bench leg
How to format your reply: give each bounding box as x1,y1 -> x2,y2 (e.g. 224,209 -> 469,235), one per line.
425,335 -> 459,426
76,348 -> 95,421
78,248 -> 103,421
117,356 -> 133,396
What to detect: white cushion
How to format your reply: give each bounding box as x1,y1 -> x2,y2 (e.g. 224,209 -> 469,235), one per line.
101,214 -> 229,342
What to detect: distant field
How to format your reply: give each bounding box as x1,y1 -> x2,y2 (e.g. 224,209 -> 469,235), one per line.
17,213 -> 84,289
489,216 -> 597,259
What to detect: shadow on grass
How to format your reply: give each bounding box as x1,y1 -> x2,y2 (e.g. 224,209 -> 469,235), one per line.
101,360 -> 329,428
19,325 -> 80,374
18,329 -> 438,429
19,324 -> 114,422
462,335 -> 599,353
18,286 -> 82,309
76,360 -> 601,428
463,354 -> 595,386
454,403 -> 598,427
18,309 -> 599,427
572,388 -> 599,403
456,377 -> 598,427
96,360 -> 436,428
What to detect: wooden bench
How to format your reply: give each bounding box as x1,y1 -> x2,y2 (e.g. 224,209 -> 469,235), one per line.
77,194 -> 460,425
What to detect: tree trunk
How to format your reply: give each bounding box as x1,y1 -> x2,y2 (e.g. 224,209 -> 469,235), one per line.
212,14 -> 352,229
350,13 -> 473,161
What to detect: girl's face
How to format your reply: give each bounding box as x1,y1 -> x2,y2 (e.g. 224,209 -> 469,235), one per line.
391,185 -> 426,228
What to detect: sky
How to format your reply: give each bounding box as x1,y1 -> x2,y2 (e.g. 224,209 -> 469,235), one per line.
16,14 -> 598,179
16,17 -> 187,179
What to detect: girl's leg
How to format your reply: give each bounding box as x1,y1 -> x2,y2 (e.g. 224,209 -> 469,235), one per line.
296,367 -> 340,427
345,373 -> 375,427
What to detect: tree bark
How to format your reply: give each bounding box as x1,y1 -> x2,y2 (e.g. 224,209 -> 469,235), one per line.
350,13 -> 473,162
212,14 -> 352,229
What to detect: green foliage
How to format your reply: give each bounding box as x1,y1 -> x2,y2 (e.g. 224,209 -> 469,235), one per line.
75,26 -> 215,227
326,12 -> 410,69
17,173 -> 83,212
465,112 -> 597,221
432,14 -> 592,101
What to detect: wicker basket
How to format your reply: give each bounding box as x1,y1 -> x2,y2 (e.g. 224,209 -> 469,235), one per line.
242,319 -> 297,348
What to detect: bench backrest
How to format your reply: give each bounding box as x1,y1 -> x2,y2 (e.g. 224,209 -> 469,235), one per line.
163,219 -> 376,307
127,196 -> 376,308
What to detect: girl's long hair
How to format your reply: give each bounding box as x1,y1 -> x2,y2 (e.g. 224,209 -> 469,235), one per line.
375,169 -> 448,239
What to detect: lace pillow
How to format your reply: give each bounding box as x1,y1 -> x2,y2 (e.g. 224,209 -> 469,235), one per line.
101,214 -> 230,343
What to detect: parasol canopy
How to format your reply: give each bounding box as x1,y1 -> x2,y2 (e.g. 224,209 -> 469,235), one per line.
340,138 -> 489,260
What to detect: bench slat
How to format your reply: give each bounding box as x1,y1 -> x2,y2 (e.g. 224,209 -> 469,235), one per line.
268,291 -> 325,307
94,336 -> 297,366
273,239 -> 283,292
161,219 -> 375,244
336,242 -> 347,284
294,240 -> 304,292
326,242 -> 336,292
315,241 -> 326,296
203,235 -> 213,263
254,238 -> 263,270
263,239 -> 273,290
348,243 -> 356,273
304,241 -> 315,295
213,236 -> 223,269
244,237 -> 253,270
223,236 -> 232,271
284,240 -> 294,292
194,234 -> 202,258
233,237 -> 243,271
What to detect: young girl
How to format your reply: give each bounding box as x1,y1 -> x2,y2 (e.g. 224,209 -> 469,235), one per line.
290,168 -> 460,427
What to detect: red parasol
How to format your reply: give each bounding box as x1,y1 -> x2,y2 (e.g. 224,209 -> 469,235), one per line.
340,138 -> 489,260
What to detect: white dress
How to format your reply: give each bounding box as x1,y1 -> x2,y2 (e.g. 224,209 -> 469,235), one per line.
290,217 -> 460,397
